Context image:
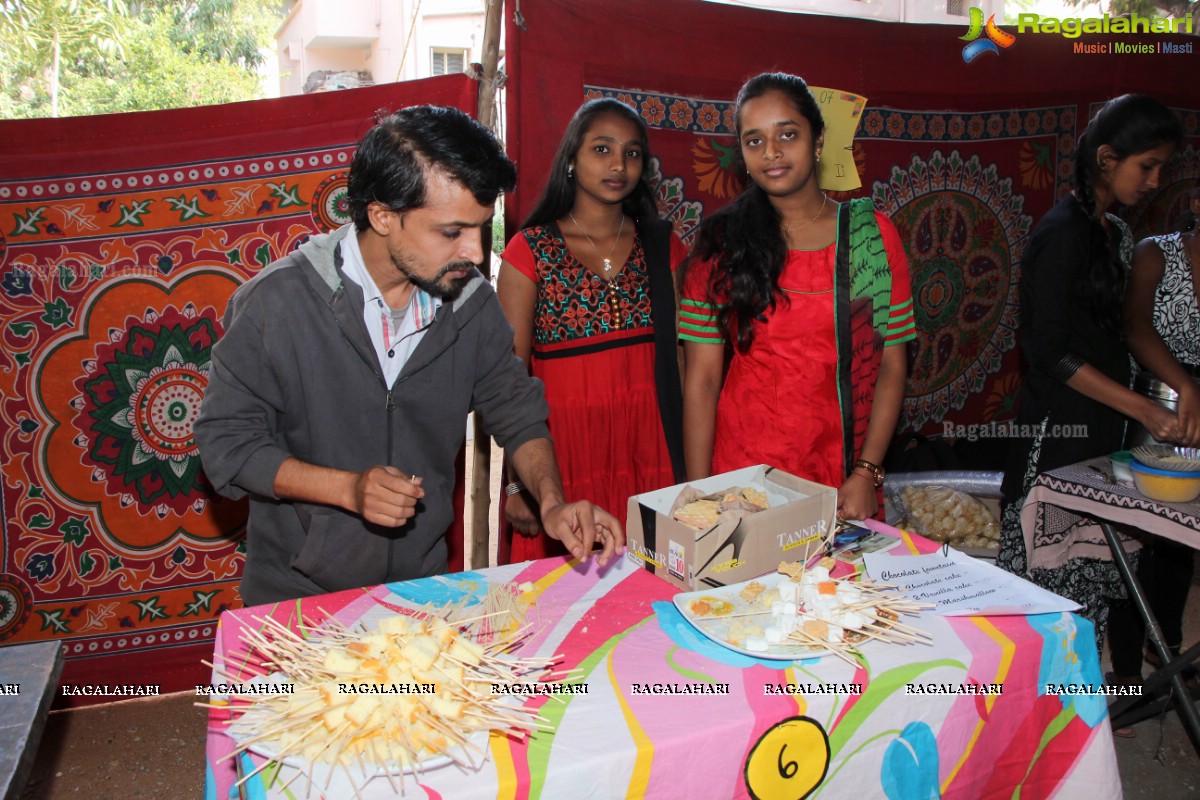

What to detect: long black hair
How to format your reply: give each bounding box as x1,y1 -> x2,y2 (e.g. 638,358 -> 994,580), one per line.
522,98 -> 661,231
1072,94 -> 1182,334
684,73 -> 825,352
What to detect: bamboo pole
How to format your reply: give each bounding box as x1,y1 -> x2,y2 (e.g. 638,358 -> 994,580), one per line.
467,0 -> 506,569
477,0 -> 504,132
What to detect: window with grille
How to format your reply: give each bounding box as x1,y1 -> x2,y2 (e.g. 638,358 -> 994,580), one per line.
946,0 -> 967,16
431,48 -> 467,76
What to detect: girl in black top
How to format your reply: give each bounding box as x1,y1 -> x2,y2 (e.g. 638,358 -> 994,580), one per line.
996,94 -> 1182,647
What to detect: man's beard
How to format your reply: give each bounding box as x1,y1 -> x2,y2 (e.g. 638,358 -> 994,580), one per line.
395,256 -> 477,301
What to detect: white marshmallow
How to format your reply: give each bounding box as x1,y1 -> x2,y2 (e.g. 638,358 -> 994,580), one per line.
745,636 -> 768,652
838,611 -> 867,630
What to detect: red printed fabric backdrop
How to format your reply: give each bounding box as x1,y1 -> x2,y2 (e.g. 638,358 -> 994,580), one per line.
0,76 -> 476,698
506,0 -> 1197,439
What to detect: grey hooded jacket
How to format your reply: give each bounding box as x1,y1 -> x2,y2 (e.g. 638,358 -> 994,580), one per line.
194,223 -> 550,605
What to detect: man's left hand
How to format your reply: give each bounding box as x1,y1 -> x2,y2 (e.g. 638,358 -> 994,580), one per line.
540,501 -> 624,566
504,490 -> 542,537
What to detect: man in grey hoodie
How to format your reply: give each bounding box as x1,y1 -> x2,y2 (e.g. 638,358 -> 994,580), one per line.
195,105 -> 623,605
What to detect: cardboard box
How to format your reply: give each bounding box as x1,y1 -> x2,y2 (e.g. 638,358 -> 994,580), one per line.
625,465 -> 838,592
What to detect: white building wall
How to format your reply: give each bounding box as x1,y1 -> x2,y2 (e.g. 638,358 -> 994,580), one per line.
275,0 -> 486,96
274,0 -> 1010,97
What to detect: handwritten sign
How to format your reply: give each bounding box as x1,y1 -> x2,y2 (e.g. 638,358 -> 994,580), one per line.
809,86 -> 866,192
862,549 -> 1081,616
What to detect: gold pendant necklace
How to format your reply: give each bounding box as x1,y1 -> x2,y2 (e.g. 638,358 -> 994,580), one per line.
570,212 -> 626,274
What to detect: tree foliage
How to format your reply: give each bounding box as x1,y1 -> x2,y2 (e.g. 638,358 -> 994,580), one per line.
61,13 -> 263,116
0,0 -> 283,119
1,0 -> 129,116
131,0 -> 280,70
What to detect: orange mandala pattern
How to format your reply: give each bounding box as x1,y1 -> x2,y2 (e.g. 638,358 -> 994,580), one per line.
0,146 -> 356,663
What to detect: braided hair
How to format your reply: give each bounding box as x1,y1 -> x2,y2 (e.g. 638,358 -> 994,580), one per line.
1072,94 -> 1182,335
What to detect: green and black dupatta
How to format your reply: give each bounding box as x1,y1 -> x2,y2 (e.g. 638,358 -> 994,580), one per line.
832,197 -> 892,475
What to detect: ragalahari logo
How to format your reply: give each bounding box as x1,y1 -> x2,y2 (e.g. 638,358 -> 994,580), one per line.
960,7 -> 1017,62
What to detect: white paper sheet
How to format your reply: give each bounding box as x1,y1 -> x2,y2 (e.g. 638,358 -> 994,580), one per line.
861,548 -> 1081,616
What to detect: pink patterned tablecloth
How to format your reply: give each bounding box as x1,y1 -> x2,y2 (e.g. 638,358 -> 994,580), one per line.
204,529 -> 1121,799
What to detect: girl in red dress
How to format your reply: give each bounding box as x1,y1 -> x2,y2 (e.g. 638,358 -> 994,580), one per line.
680,73 -> 915,521
496,99 -> 687,562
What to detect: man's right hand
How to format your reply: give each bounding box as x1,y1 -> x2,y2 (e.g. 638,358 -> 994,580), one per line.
354,466 -> 424,527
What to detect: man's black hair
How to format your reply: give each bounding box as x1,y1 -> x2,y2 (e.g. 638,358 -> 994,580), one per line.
348,105 -> 516,231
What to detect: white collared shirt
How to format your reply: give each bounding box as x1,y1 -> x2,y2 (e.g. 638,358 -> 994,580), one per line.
340,232 -> 441,388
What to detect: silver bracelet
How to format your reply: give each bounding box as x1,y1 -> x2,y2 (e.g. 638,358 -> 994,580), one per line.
504,481 -> 524,497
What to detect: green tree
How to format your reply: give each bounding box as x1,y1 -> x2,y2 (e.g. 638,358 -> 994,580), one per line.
60,12 -> 262,116
1,0 -> 129,117
130,0 -> 280,69
0,0 -> 282,119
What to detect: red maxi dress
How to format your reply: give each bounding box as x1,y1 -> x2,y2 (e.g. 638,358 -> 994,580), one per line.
501,224 -> 687,562
679,209 -> 915,491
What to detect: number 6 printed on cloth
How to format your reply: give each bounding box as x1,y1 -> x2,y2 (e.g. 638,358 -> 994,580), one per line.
744,716 -> 831,799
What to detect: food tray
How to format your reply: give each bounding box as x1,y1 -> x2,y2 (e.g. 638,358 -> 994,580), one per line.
673,573 -> 830,661
228,672 -> 489,785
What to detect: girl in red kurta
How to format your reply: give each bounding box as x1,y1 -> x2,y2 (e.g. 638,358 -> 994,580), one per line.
680,73 -> 915,520
496,99 -> 687,562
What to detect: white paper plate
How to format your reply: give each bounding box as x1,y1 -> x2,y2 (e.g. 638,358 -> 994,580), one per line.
227,673 -> 490,785
673,573 -> 832,661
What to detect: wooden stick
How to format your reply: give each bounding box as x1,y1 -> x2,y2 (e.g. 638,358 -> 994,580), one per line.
233,752 -> 281,789
786,627 -> 859,667
691,609 -> 774,622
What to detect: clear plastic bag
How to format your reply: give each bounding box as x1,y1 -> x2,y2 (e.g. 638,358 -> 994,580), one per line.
886,484 -> 1000,549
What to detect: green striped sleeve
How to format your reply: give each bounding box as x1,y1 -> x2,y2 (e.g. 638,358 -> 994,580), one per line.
679,298 -> 724,344
885,298 -> 916,345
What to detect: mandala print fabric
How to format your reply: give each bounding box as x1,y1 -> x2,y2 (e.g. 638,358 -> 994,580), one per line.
0,77 -> 477,692
573,88 -> 1199,439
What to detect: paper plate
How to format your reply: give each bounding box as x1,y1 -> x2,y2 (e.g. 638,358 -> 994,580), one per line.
227,673 -> 491,787
673,573 -> 831,661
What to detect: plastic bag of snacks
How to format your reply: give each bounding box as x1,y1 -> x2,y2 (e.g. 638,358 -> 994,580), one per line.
887,484 -> 1000,549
